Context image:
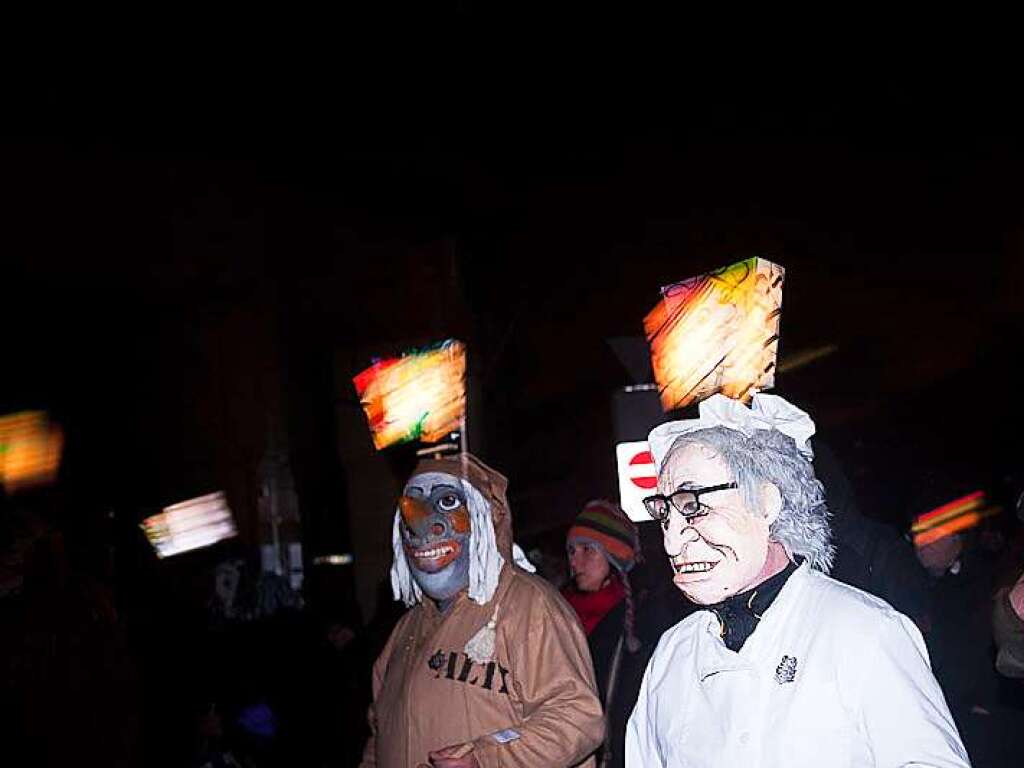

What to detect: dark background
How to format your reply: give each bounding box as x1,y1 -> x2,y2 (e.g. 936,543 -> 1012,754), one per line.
5,72 -> 1022,545
2,65 -> 1023,764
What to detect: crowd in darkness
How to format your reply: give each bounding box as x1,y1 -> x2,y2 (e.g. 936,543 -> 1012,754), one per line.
5,68 -> 1024,768
2,428 -> 1024,767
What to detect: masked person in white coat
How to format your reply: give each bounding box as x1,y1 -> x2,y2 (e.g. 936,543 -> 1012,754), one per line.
625,393 -> 970,768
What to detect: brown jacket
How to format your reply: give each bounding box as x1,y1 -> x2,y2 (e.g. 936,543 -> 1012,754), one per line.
360,455 -> 604,768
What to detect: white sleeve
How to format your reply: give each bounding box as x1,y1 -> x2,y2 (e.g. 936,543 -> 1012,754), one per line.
857,612 -> 970,768
625,654 -> 664,768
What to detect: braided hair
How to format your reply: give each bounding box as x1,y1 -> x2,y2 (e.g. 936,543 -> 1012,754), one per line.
567,499 -> 643,653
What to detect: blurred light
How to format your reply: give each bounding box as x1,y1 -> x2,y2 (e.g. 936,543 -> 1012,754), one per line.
0,411 -> 64,492
141,491 -> 238,558
353,339 -> 466,450
313,553 -> 354,566
912,490 -> 1002,548
776,344 -> 839,374
644,257 -> 784,412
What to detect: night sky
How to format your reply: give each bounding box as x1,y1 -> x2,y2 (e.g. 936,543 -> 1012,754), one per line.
3,73 -> 1023,569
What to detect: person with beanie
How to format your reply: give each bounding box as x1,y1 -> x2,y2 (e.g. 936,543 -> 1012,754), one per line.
563,500 -> 648,768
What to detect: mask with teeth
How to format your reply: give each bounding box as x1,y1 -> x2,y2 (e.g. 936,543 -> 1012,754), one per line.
399,471 -> 472,603
659,442 -> 782,605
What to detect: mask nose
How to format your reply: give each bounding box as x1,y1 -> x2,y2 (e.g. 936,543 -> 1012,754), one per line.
663,516 -> 700,557
399,496 -> 451,541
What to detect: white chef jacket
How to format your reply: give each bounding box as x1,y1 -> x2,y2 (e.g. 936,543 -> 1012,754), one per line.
626,562 -> 969,767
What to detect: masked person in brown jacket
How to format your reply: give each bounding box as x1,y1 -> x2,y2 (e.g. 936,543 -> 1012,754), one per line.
359,454 -> 605,768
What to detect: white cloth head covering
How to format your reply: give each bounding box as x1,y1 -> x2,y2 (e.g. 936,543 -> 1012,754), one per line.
648,392 -> 816,473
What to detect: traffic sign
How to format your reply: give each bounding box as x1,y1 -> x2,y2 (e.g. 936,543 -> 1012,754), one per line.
616,441 -> 659,522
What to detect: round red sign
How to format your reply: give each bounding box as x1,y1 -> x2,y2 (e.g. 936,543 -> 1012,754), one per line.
628,450 -> 657,489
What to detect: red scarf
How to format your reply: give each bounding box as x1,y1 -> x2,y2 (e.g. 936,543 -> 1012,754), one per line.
563,577 -> 625,635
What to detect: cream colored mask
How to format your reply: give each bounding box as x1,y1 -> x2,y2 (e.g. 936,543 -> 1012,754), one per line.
646,393 -> 813,604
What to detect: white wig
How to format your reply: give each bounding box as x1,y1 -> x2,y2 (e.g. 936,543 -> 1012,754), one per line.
649,394 -> 834,572
660,426 -> 835,572
390,474 -> 505,607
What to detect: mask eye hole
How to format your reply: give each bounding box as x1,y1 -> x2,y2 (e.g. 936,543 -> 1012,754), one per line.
437,493 -> 460,512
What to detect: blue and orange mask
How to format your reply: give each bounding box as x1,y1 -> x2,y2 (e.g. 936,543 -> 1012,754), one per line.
399,472 -> 472,603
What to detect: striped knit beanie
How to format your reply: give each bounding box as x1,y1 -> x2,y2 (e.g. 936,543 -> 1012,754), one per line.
567,500 -> 642,651
568,500 -> 639,573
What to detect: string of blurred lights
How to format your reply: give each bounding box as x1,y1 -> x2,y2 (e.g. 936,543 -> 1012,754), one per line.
912,491 -> 1002,548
